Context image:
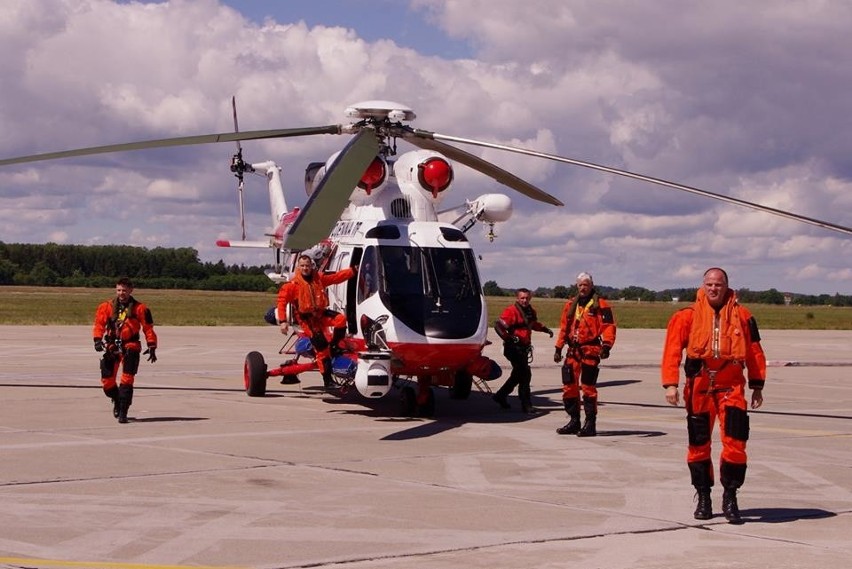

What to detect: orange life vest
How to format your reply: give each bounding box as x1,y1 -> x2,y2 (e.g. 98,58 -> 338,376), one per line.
686,288 -> 747,361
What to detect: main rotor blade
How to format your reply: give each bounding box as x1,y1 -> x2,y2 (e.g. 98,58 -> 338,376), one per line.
416,130 -> 852,237
284,129 -> 380,250
404,130 -> 563,207
0,125 -> 342,167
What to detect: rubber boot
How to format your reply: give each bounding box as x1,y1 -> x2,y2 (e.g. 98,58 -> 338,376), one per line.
104,386 -> 120,419
721,461 -> 746,524
556,398 -> 581,434
492,390 -> 511,410
117,384 -> 133,424
321,358 -> 336,391
329,327 -> 346,356
689,460 -> 715,520
577,397 -> 597,437
518,382 -> 536,414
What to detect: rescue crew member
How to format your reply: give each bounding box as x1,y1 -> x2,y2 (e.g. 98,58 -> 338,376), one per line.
93,277 -> 158,424
277,254 -> 356,391
661,267 -> 766,524
553,272 -> 616,437
492,288 -> 553,413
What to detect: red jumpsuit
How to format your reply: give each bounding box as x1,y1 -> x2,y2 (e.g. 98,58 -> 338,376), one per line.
493,301 -> 551,412
661,289 -> 766,492
93,296 -> 157,418
277,266 -> 355,380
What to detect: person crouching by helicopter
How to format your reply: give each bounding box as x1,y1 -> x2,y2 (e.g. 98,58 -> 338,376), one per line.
277,254 -> 357,391
93,277 -> 158,424
553,272 -> 616,437
492,288 -> 553,414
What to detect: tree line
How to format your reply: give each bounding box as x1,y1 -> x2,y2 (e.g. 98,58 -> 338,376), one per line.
1,242 -> 849,305
0,242 -> 271,292
482,280 -> 852,307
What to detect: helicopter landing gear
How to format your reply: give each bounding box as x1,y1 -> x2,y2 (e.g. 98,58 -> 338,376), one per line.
399,383 -> 435,418
244,351 -> 268,397
449,370 -> 473,400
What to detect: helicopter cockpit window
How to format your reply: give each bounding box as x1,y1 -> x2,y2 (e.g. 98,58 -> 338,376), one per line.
439,227 -> 467,242
358,246 -> 379,302
377,245 -> 482,338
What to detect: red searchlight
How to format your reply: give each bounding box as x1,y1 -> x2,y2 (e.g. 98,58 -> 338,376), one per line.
417,157 -> 453,197
358,157 -> 387,193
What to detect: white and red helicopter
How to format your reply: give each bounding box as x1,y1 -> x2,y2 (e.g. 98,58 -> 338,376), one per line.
2,99 -> 850,417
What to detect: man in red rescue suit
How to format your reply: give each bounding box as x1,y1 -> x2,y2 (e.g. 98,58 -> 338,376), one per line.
661,267 -> 766,524
492,288 -> 553,414
277,254 -> 356,391
553,272 -> 616,437
93,277 -> 158,424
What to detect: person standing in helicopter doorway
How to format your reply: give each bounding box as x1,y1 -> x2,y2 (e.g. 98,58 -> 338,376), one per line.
277,254 -> 357,391
93,277 -> 158,424
661,267 -> 766,524
553,272 -> 616,437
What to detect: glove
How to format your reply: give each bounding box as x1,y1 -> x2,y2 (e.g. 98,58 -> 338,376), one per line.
553,347 -> 562,363
144,347 -> 157,363
512,336 -> 520,344
544,327 -> 554,338
601,345 -> 611,360
94,338 -> 104,352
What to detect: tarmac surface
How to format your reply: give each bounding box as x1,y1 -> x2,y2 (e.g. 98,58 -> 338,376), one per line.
0,325 -> 850,569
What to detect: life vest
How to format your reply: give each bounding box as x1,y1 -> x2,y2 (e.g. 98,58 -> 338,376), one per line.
686,288 -> 747,361
291,271 -> 330,315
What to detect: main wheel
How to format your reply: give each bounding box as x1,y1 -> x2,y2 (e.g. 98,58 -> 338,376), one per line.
416,387 -> 436,418
449,370 -> 473,400
244,351 -> 268,397
400,386 -> 417,417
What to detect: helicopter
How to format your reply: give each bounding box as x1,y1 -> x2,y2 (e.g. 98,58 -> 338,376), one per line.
2,99 -> 850,417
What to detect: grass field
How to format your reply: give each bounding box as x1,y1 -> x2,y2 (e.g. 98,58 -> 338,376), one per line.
1,286 -> 850,329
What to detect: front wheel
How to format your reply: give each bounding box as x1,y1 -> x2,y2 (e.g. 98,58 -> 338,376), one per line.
244,351 -> 268,397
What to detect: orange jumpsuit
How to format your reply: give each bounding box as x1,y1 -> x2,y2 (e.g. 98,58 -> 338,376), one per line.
93,296 -> 157,415
555,293 -> 616,408
661,289 -> 766,491
277,266 -> 355,377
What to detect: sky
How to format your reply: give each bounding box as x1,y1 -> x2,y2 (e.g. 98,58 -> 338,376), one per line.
1,0 -> 851,296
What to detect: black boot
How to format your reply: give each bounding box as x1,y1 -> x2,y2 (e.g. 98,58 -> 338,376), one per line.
722,488 -> 743,524
556,398 -> 581,434
492,392 -> 510,410
117,385 -> 133,424
518,383 -> 536,414
689,460 -> 715,519
321,358 -> 337,391
577,397 -> 597,437
329,327 -> 346,356
694,488 -> 713,520
104,386 -> 120,418
720,461 -> 747,524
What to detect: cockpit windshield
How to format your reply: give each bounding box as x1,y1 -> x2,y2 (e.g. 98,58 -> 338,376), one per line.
367,245 -> 482,338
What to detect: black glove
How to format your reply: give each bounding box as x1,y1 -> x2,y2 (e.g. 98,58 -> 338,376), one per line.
512,336 -> 520,344
94,338 -> 104,352
144,347 -> 157,363
553,347 -> 562,363
601,345 -> 611,360
544,327 -> 554,338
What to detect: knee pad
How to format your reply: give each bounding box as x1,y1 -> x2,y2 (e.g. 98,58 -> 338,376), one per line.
561,365 -> 575,386
580,364 -> 599,386
122,351 -> 140,375
687,412 -> 712,446
100,354 -> 116,378
725,406 -> 750,441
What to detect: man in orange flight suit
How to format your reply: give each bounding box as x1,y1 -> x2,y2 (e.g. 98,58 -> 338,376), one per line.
661,267 -> 766,524
553,272 -> 616,437
93,277 -> 158,424
492,288 -> 554,414
277,254 -> 356,390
